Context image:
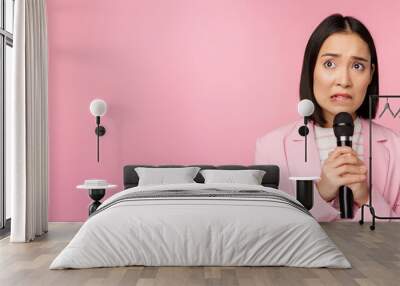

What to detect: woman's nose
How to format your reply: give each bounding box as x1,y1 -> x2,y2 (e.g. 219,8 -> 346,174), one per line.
335,68 -> 352,88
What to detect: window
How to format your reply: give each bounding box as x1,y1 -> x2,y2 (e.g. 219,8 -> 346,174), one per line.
0,0 -> 14,234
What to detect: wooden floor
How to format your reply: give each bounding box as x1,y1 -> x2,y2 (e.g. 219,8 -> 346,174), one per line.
0,222 -> 399,286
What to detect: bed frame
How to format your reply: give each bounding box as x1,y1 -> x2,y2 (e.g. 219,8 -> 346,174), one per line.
123,165 -> 279,190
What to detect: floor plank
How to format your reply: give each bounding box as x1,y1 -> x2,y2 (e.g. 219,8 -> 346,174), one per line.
0,222 -> 399,286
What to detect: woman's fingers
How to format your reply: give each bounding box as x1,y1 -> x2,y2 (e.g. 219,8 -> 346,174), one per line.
319,147 -> 368,193
338,174 -> 367,186
333,164 -> 367,177
327,147 -> 366,169
330,153 -> 361,168
327,147 -> 357,161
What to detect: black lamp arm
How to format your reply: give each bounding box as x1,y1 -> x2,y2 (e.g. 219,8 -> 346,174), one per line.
94,116 -> 106,162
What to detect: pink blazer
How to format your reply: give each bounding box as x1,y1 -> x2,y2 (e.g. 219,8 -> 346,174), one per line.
255,119 -> 400,221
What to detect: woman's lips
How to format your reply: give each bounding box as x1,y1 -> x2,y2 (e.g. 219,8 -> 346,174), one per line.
331,93 -> 352,102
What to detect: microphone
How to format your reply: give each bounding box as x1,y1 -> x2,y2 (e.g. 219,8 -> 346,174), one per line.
297,99 -> 315,161
333,112 -> 355,219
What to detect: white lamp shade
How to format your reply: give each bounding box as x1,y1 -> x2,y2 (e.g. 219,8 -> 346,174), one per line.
90,99 -> 107,116
297,99 -> 315,117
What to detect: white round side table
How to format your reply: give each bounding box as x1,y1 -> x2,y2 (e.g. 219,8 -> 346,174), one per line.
77,181 -> 117,215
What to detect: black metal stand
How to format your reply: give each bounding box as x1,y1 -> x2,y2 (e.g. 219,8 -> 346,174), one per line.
298,117 -> 310,162
94,116 -> 106,162
359,94 -> 400,230
296,180 -> 313,210
88,188 -> 105,216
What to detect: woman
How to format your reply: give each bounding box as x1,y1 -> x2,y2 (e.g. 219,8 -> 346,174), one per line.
255,14 -> 400,221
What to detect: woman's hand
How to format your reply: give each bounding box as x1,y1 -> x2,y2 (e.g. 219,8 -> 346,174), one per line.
347,179 -> 369,207
316,146 -> 368,206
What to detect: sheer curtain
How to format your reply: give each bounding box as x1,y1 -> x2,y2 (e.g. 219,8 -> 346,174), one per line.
9,0 -> 48,242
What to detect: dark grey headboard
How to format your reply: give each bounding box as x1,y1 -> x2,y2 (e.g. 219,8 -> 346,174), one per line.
123,165 -> 279,190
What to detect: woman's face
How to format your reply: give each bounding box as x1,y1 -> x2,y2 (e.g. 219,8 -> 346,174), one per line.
313,32 -> 375,127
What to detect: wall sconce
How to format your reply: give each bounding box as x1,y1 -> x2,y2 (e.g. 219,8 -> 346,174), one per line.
89,99 -> 107,162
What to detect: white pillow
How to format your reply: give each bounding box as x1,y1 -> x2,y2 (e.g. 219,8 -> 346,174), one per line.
135,167 -> 201,186
200,169 -> 266,185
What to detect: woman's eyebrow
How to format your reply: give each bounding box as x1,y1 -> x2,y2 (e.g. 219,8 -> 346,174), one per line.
320,53 -> 369,62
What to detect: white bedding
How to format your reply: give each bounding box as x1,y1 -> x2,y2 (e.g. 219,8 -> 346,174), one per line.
50,183 -> 351,269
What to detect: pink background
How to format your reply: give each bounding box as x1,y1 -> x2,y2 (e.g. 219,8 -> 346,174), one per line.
46,0 -> 400,221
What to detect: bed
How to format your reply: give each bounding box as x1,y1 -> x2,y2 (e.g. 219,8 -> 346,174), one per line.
50,165 -> 350,269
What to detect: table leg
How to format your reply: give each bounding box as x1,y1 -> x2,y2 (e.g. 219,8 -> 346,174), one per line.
88,189 -> 105,216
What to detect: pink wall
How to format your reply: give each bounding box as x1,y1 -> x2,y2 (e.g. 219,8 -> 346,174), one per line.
46,0 -> 400,221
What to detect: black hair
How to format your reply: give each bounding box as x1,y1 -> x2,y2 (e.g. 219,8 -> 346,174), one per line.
299,13 -> 379,126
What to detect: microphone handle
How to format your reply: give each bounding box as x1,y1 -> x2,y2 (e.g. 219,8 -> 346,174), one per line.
337,138 -> 354,219
339,186 -> 354,218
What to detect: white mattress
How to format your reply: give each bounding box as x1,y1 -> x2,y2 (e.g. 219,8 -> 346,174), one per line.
50,183 -> 350,269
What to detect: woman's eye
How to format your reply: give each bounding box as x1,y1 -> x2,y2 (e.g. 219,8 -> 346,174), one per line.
353,62 -> 365,71
323,60 -> 336,69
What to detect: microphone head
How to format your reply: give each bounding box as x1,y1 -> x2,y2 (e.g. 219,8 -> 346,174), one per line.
298,99 -> 315,117
333,112 -> 354,137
